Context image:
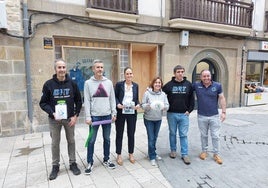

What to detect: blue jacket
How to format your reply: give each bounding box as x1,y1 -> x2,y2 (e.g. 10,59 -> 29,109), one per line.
114,80 -> 140,115
39,74 -> 82,119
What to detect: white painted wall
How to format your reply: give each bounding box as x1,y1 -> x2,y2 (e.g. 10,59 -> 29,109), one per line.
252,0 -> 265,31
49,0 -> 85,5
138,0 -> 165,17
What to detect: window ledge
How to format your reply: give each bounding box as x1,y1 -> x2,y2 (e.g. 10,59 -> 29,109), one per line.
169,18 -> 252,37
85,8 -> 140,23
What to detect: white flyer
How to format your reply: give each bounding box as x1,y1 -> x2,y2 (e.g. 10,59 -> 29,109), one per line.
122,101 -> 135,114
55,104 -> 67,120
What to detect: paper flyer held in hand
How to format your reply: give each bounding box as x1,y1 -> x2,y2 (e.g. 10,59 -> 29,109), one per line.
122,101 -> 135,114
55,104 -> 67,120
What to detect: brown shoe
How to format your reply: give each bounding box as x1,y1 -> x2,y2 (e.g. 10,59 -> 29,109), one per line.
213,154 -> 223,165
169,151 -> 177,159
116,155 -> 123,166
129,154 -> 135,164
181,156 -> 191,165
199,152 -> 208,160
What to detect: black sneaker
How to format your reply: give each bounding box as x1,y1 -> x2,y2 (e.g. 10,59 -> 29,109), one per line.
103,160 -> 116,169
49,165 -> 59,180
70,162 -> 81,175
85,163 -> 93,175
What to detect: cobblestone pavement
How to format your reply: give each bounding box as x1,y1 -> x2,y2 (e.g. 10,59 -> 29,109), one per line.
157,105 -> 268,188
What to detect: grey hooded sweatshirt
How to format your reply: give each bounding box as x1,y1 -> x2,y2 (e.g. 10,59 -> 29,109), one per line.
141,88 -> 169,121
84,76 -> 117,122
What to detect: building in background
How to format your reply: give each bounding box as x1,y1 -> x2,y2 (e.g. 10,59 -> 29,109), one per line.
0,0 -> 267,136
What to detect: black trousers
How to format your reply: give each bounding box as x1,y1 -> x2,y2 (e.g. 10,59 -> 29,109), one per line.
115,113 -> 137,154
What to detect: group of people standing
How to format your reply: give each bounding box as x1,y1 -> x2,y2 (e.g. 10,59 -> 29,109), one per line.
39,59 -> 226,180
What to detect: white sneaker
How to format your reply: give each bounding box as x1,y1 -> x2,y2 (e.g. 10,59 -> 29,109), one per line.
103,160 -> 116,169
156,155 -> 162,161
85,164 -> 93,175
150,159 -> 157,166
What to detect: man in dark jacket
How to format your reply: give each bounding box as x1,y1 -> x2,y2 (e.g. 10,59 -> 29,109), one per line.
39,59 -> 82,180
162,65 -> 195,165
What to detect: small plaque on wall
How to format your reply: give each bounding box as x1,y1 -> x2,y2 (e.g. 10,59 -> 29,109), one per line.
44,37 -> 53,49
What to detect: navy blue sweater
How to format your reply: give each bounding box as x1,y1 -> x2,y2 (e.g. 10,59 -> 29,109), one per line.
162,77 -> 194,113
39,74 -> 82,119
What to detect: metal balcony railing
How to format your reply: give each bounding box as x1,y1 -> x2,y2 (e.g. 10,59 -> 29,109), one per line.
170,0 -> 254,28
87,0 -> 138,14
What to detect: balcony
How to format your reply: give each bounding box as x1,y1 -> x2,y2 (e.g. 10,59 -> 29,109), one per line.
169,0 -> 254,36
86,0 -> 139,23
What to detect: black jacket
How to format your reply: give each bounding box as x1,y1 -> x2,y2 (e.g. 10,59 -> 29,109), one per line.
114,80 -> 140,115
162,77 -> 194,113
39,74 -> 82,119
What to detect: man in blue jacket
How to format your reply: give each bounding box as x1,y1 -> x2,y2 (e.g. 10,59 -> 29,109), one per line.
40,59 -> 82,180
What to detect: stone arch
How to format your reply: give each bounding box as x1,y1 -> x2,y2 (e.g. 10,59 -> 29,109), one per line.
188,48 -> 229,98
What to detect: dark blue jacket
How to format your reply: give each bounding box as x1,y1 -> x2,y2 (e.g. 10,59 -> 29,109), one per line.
39,74 -> 82,119
114,80 -> 140,115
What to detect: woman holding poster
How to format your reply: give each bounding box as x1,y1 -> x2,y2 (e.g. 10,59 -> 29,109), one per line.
114,67 -> 140,165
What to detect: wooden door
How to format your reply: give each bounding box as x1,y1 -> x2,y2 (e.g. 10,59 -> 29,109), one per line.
131,44 -> 157,103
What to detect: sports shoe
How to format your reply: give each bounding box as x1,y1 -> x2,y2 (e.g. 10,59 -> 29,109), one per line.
150,159 -> 157,166
213,154 -> 223,165
156,155 -> 162,161
49,165 -> 59,180
103,160 -> 116,169
199,152 -> 208,160
169,151 -> 177,159
85,164 -> 93,175
181,156 -> 191,165
70,162 -> 81,175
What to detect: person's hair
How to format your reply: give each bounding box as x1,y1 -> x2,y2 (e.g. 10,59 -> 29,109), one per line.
54,58 -> 66,70
93,59 -> 103,65
124,67 -> 132,73
200,69 -> 211,75
149,76 -> 163,91
173,65 -> 185,73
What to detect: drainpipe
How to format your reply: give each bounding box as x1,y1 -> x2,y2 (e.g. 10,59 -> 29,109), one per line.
23,1 -> 33,132
239,45 -> 246,107
160,0 -> 163,27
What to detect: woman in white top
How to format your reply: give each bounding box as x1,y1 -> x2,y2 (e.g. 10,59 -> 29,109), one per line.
114,67 -> 140,165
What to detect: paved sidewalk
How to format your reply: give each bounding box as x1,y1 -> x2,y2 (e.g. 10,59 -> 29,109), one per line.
1,104 -> 268,188
0,115 -> 171,188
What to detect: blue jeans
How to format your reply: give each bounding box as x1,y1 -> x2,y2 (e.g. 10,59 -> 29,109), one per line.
87,115 -> 111,164
167,112 -> 189,157
144,119 -> 161,160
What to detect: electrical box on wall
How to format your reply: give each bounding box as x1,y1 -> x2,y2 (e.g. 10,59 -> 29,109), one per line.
180,30 -> 189,47
0,1 -> 7,29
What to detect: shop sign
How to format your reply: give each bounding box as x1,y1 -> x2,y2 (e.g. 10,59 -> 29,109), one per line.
254,93 -> 262,100
260,41 -> 268,51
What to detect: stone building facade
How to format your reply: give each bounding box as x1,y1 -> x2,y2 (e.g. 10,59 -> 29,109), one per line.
0,0 -> 267,136
0,0 -> 28,135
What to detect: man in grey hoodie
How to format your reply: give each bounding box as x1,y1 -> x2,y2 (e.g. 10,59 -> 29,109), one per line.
83,59 -> 117,175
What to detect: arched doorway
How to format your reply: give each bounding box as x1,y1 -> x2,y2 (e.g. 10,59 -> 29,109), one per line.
192,59 -> 218,82
189,49 -> 228,108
